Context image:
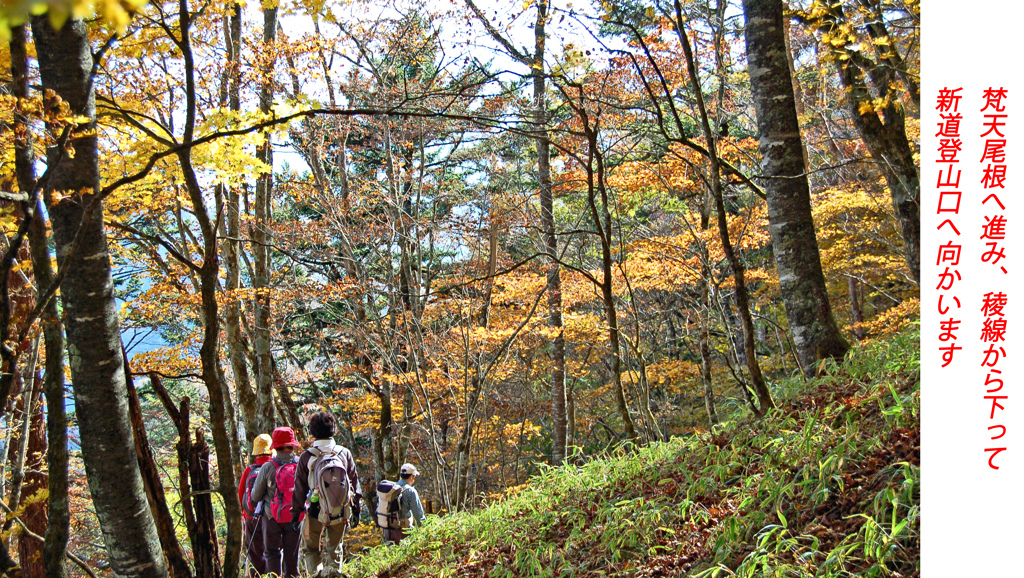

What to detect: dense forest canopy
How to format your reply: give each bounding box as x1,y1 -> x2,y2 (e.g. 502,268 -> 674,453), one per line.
0,0 -> 918,575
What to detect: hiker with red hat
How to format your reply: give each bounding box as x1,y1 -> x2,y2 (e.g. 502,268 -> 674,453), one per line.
249,427 -> 304,577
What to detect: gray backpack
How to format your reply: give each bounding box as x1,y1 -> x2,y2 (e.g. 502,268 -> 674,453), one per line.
309,446 -> 351,527
375,480 -> 406,529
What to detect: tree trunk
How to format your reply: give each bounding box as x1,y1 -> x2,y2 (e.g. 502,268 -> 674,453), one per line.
30,199 -> 69,578
579,118 -> 638,441
8,22 -> 70,578
150,374 -> 221,578
16,386 -> 46,578
173,1 -> 244,570
224,0 -> 259,444
849,276 -> 865,339
5,357 -> 40,530
673,2 -> 774,414
699,282 -> 718,427
32,16 -> 168,577
781,6 -> 810,173
375,380 -> 397,480
741,0 -> 850,374
253,4 -> 280,433
530,0 -> 568,466
819,2 -> 920,283
464,0 -> 568,463
697,187 -> 719,427
189,430 -> 221,578
124,357 -> 193,578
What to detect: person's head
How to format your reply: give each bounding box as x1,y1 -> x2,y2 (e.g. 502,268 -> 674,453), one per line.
307,411 -> 337,440
270,427 -> 300,454
251,433 -> 273,458
400,463 -> 419,484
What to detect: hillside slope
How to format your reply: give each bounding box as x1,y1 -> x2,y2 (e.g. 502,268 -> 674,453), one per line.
349,330 -> 920,578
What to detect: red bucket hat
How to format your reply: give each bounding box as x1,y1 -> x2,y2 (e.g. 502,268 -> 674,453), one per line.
271,427 -> 300,450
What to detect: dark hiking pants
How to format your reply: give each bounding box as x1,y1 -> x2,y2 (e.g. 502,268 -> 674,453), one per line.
383,527 -> 407,545
263,516 -> 301,577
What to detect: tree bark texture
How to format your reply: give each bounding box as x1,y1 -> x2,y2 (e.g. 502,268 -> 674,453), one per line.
150,375 -> 221,578
531,0 -> 568,466
224,0 -> 259,444
16,389 -> 46,578
124,358 -> 193,578
7,22 -> 70,578
253,5 -> 279,433
742,0 -> 850,374
32,16 -> 168,577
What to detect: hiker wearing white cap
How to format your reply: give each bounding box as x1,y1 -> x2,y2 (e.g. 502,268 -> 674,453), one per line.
384,463 -> 425,545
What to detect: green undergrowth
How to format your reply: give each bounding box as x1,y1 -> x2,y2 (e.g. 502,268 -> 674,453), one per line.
349,329 -> 920,578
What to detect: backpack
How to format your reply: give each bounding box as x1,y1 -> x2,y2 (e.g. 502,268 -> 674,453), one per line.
269,457 -> 299,524
308,446 -> 351,527
375,480 -> 406,529
242,465 -> 262,517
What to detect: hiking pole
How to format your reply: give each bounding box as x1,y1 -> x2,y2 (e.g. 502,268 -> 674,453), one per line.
243,503 -> 264,577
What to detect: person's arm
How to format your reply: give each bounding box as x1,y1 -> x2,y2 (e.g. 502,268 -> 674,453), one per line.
250,461 -> 274,507
238,465 -> 251,510
409,488 -> 426,525
346,449 -> 361,500
291,451 -> 311,518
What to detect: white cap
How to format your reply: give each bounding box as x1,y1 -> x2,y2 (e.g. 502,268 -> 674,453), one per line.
400,463 -> 420,476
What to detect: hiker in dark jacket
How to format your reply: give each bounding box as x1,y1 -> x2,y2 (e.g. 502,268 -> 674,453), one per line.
291,411 -> 361,577
239,433 -> 273,577
250,427 -> 302,578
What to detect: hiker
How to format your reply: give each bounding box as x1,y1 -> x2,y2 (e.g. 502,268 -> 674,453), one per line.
291,411 -> 361,578
381,463 -> 426,545
250,427 -> 303,578
239,433 -> 273,577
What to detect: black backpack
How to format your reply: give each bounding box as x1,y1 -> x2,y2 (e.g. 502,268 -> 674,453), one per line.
242,464 -> 262,517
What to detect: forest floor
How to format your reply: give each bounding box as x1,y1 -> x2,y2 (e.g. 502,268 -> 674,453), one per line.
346,328 -> 920,578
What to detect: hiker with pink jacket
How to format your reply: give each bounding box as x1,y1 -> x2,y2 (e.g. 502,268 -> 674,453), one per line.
250,427 -> 304,577
291,411 -> 361,578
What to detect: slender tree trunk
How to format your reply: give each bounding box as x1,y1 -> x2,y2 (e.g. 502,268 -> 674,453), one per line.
7,22 -> 70,577
30,196 -> 70,578
16,385 -> 46,578
375,380 -> 397,480
5,357 -> 40,527
32,16 -> 167,577
188,430 -> 221,578
464,0 -> 568,463
741,0 -> 850,374
699,281 -> 718,426
531,0 -> 568,466
224,1 -> 259,443
849,276 -> 865,339
674,2 -> 774,414
253,4 -> 280,433
578,116 -> 638,441
173,2 -> 242,572
454,374 -> 483,508
124,356 -> 193,578
817,2 -> 920,283
697,189 -> 719,427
